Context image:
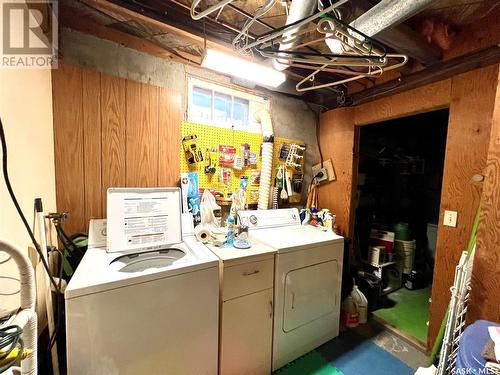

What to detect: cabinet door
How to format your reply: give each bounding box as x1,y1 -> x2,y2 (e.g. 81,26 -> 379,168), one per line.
220,288 -> 273,375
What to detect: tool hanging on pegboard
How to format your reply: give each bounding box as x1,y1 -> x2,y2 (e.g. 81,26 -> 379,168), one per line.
180,122 -> 306,205
182,134 -> 203,164
274,141 -> 306,204
285,144 -> 305,170
204,148 -> 217,174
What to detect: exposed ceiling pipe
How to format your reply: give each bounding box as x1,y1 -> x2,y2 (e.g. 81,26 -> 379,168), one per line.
353,0 -> 441,65
322,0 -> 433,69
349,0 -> 433,39
273,0 -> 317,71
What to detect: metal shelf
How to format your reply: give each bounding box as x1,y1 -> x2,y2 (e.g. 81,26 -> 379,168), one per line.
362,260 -> 396,268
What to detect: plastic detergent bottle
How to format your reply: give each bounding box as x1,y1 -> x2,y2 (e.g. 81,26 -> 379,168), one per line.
352,285 -> 368,324
226,216 -> 235,246
342,294 -> 359,328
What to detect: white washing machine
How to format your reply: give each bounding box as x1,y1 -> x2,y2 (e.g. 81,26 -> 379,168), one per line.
239,208 -> 344,371
65,188 -> 219,375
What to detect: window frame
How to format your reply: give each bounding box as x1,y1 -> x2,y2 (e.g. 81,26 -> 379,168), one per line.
187,76 -> 269,133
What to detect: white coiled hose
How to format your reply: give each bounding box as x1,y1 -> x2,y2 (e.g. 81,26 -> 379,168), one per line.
255,109 -> 274,210
0,239 -> 37,375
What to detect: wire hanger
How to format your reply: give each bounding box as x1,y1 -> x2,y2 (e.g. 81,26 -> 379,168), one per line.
190,0 -> 235,20
191,0 -> 409,92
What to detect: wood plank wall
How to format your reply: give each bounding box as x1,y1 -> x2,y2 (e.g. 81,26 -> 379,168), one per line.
52,61 -> 182,234
317,108 -> 355,237
53,62 -> 86,233
469,68 -> 500,324
354,81 -> 451,125
318,65 -> 500,351
429,67 -> 499,347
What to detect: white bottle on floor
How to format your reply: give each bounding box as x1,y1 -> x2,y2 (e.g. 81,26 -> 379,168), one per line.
352,285 -> 368,324
342,294 -> 360,328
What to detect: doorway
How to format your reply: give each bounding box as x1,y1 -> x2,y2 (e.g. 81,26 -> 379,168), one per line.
353,109 -> 449,347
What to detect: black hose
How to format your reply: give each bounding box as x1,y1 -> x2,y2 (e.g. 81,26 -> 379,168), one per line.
306,102 -> 324,169
0,117 -> 60,293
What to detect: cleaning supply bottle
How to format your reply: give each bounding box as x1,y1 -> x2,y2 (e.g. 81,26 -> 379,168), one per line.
226,216 -> 235,246
342,293 -> 359,328
342,289 -> 359,328
351,285 -> 368,324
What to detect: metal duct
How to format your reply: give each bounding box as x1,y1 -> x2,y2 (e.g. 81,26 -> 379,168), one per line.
323,0 -> 431,62
273,0 -> 318,71
350,0 -> 433,38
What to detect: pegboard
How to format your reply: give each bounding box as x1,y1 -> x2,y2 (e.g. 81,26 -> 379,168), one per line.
179,122 -> 306,205
180,122 -> 263,204
272,138 -> 306,204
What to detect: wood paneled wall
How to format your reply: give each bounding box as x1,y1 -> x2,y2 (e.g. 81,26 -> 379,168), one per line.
470,68 -> 500,324
318,65 -> 500,351
354,80 -> 451,125
52,61 -> 182,234
317,108 -> 355,237
429,67 -> 499,348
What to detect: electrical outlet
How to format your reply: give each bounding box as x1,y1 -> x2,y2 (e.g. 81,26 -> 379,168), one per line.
312,159 -> 336,184
314,167 -> 328,183
443,210 -> 458,227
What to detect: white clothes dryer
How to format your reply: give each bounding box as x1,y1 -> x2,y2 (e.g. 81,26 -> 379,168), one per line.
239,208 -> 344,371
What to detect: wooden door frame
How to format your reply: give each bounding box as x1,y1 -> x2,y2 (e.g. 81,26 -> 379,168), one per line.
351,80 -> 451,236
352,106 -> 450,349
319,66 -> 500,352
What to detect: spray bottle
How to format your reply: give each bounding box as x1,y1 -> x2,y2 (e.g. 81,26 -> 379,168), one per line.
226,216 -> 235,247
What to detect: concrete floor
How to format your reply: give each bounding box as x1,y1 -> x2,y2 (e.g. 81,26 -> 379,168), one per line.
355,319 -> 429,370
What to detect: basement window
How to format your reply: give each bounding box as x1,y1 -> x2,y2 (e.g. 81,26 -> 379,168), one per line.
187,77 -> 268,133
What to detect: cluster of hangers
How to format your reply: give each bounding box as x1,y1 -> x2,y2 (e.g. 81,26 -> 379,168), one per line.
190,0 -> 408,92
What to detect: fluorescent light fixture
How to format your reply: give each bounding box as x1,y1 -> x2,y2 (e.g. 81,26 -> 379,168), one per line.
202,48 -> 286,88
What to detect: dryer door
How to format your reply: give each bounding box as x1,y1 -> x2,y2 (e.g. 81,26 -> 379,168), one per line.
283,260 -> 339,332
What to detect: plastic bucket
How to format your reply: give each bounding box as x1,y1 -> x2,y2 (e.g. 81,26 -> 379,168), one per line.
394,222 -> 410,241
395,239 -> 416,274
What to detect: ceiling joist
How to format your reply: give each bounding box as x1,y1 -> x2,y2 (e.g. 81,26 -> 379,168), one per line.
60,0 -> 500,107
348,44 -> 500,106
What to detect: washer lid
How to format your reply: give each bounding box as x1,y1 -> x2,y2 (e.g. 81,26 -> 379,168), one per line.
107,188 -> 182,253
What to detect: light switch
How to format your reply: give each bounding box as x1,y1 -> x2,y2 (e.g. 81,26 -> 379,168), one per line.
443,210 -> 458,227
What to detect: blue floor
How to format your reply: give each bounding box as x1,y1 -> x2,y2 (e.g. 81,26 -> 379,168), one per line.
318,329 -> 414,374
275,329 -> 414,375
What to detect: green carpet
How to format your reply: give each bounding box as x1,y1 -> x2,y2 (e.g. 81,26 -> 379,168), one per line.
373,286 -> 432,343
274,351 -> 342,375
